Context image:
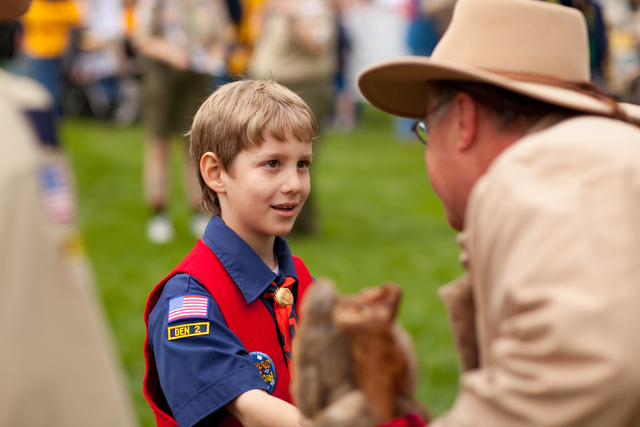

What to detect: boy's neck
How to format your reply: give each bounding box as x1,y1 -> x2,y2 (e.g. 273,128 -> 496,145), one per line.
218,215 -> 278,270
242,233 -> 278,271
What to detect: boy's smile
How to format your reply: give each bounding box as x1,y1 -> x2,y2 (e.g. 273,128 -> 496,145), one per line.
216,131 -> 313,251
272,203 -> 297,216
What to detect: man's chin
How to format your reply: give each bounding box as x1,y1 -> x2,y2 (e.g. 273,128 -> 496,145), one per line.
444,210 -> 464,232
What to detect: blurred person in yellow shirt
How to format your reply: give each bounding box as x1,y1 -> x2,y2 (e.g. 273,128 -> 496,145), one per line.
20,0 -> 83,116
228,0 -> 264,76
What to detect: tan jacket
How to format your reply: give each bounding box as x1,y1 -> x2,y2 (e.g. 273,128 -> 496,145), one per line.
434,115 -> 640,426
0,70 -> 137,426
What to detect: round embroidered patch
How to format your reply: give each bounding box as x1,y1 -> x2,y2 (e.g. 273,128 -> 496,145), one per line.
250,351 -> 277,394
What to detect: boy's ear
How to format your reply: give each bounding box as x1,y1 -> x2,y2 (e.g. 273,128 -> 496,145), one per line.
200,152 -> 226,193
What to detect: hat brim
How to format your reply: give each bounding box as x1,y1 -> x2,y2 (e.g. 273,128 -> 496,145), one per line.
357,56 -> 632,120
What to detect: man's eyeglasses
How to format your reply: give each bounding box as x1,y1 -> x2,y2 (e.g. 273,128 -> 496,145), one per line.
411,94 -> 458,145
411,121 -> 428,145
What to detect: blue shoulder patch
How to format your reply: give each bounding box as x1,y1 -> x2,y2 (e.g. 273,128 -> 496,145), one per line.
250,351 -> 277,394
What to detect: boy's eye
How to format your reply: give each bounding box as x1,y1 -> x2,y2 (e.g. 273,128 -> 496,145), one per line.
265,160 -> 279,168
297,161 -> 311,169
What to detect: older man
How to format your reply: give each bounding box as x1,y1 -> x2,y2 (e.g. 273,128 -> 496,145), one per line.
358,0 -> 640,426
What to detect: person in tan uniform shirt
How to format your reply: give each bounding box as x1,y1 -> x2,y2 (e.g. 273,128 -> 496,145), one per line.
0,1 -> 138,425
358,0 -> 640,425
248,0 -> 337,234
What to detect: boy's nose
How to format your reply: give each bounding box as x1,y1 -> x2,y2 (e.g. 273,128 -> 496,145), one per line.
282,168 -> 303,193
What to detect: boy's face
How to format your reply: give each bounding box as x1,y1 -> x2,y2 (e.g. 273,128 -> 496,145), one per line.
218,131 -> 313,243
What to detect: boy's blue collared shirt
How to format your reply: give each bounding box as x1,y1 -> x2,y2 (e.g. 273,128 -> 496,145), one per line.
148,215 -> 300,427
202,215 -> 300,300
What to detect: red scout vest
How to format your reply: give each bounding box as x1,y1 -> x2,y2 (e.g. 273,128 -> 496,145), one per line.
143,239 -> 313,427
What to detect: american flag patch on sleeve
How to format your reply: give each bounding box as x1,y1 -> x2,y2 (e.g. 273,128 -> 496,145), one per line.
168,295 -> 209,323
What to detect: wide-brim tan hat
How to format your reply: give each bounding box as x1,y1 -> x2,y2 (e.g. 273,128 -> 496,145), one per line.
357,0 -> 640,121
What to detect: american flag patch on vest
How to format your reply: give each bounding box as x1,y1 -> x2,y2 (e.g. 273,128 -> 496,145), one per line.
168,295 -> 209,323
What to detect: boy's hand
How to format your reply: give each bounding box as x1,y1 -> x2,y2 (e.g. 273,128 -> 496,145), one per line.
226,389 -> 309,427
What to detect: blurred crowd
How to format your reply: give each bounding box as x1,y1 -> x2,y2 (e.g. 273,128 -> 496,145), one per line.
2,0 -> 640,126
0,0 -> 351,128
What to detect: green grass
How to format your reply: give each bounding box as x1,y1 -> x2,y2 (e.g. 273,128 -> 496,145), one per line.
61,105 -> 462,426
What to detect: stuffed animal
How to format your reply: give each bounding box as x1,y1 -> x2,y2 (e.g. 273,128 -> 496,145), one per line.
291,280 -> 431,427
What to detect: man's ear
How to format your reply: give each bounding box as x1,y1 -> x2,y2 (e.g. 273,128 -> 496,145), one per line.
453,92 -> 478,152
200,152 -> 226,193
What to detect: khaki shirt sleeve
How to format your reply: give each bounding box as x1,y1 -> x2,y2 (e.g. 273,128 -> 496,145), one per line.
434,117 -> 640,427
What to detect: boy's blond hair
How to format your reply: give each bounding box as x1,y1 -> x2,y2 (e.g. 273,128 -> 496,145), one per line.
189,79 -> 318,216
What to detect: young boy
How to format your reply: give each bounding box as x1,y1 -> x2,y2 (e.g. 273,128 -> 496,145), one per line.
143,79 -> 317,427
